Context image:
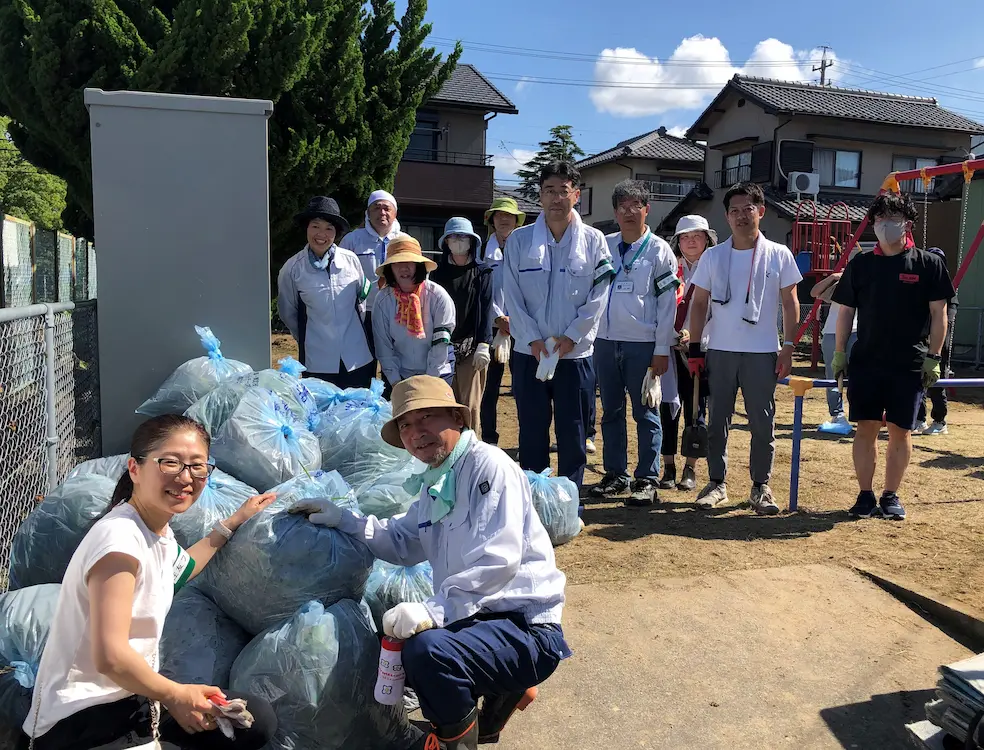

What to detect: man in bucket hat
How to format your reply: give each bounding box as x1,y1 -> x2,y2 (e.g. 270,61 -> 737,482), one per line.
289,376 -> 570,750
479,197 -> 526,445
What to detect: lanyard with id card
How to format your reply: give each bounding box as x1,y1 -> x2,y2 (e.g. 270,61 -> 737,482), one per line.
615,232 -> 653,294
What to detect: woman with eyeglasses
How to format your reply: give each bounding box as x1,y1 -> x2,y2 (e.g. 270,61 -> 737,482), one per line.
20,415 -> 278,750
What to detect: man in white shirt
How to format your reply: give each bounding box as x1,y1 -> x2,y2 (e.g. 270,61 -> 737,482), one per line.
503,161 -> 615,487
687,182 -> 802,514
590,180 -> 678,506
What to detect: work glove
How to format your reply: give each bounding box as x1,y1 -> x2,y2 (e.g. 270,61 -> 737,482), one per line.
641,368 -> 663,408
492,330 -> 512,364
287,498 -> 343,527
831,351 -> 848,381
209,696 -> 254,740
535,337 -> 560,382
674,329 -> 690,351
382,602 -> 434,640
687,343 -> 705,377
473,343 -> 491,371
921,356 -> 941,389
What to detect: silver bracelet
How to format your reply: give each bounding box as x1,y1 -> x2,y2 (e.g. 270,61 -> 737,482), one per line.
212,520 -> 234,540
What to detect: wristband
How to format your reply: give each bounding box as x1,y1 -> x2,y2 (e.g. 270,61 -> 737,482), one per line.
783,341 -> 795,348
927,353 -> 942,362
212,520 -> 234,540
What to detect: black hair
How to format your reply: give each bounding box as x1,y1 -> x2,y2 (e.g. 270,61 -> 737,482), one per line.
382,263 -> 428,287
109,415 -> 210,508
611,179 -> 650,209
866,192 -> 918,223
538,160 -> 581,189
723,181 -> 765,210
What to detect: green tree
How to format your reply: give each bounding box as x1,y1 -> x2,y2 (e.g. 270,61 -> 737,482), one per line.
0,0 -> 460,269
0,117 -> 66,228
516,125 -> 585,202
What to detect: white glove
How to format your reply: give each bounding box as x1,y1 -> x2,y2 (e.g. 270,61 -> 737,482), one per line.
382,602 -> 434,640
473,343 -> 491,371
535,337 -> 560,382
287,498 -> 343,527
641,368 -> 662,408
492,331 -> 511,364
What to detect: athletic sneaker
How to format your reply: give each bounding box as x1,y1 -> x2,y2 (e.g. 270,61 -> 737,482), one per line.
585,439 -> 597,454
923,421 -> 948,435
912,421 -> 930,435
878,493 -> 906,521
625,479 -> 657,507
696,481 -> 728,509
749,484 -> 780,515
848,491 -> 878,518
589,473 -> 630,498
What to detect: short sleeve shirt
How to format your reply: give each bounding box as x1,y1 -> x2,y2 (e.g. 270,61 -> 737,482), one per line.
832,247 -> 954,373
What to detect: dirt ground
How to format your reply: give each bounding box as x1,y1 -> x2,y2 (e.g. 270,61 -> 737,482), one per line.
273,334 -> 984,613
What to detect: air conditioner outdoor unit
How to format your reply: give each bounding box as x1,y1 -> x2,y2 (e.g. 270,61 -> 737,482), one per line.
789,171 -> 820,196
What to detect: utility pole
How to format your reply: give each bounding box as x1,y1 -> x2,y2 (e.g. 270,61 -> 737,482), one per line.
813,46 -> 834,86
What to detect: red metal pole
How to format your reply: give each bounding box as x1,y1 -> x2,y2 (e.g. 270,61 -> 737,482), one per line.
885,158 -> 984,185
953,219 -> 984,290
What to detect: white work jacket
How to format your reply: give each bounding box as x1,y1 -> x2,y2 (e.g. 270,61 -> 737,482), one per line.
339,221 -> 402,312
372,280 -> 456,385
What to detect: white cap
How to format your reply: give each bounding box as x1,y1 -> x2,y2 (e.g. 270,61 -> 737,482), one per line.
673,214 -> 712,237
368,190 -> 398,211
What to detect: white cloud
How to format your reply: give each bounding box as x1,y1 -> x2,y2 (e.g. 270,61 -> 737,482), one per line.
666,125 -> 688,138
975,58 -> 984,68
591,35 -> 839,118
491,148 -> 537,183
514,76 -> 533,93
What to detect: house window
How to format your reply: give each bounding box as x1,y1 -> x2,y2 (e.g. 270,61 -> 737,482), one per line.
636,174 -> 698,200
404,225 -> 440,260
892,156 -> 937,194
405,113 -> 440,162
718,151 -> 751,188
576,186 -> 592,217
813,149 -> 861,189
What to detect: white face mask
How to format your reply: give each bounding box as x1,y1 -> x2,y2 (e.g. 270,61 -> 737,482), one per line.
874,219 -> 907,247
447,236 -> 472,257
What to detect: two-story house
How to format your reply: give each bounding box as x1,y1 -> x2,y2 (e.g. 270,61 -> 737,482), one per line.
576,127 -> 705,233
658,75 -> 984,252
393,64 -> 518,255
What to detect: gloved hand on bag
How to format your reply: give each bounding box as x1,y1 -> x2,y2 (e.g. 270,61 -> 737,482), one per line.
473,343 -> 491,371
535,337 -> 560,382
287,498 -> 343,527
921,356 -> 941,389
641,368 -> 662,408
382,602 -> 434,640
831,351 -> 848,381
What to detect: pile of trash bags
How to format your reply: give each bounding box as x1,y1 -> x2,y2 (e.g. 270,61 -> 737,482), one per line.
525,468 -> 582,546
363,560 -> 435,634
0,584 -> 60,728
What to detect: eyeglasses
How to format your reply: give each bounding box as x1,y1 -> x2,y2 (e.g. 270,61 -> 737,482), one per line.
727,205 -> 760,217
141,457 -> 215,479
542,188 -> 577,200
616,202 -> 646,215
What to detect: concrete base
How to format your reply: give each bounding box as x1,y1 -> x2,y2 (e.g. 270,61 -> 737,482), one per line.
484,565 -> 968,749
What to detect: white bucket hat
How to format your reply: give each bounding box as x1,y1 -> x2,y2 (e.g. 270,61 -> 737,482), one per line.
671,214 -> 718,252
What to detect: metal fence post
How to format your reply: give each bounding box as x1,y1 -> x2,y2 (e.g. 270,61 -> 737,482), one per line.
43,304 -> 59,492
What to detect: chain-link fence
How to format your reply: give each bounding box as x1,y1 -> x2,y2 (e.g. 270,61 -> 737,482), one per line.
0,302 -> 100,587
1,216 -> 96,309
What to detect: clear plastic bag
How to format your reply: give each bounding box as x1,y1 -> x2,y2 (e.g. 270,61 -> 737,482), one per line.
0,584 -> 61,728
9,475 -> 115,589
137,326 -> 252,417
318,397 -> 407,491
230,599 -> 421,750
354,458 -> 419,520
160,585 -> 250,687
169,469 -> 257,549
184,382 -> 249,437
210,388 -> 322,492
195,475 -> 372,635
65,454 -> 128,482
304,378 -> 345,412
263,470 -> 360,514
235,359 -> 320,433
492,330 -> 511,364
525,468 -> 581,547
362,560 -> 434,634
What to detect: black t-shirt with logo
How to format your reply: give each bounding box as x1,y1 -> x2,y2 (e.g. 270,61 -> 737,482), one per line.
832,246 -> 955,373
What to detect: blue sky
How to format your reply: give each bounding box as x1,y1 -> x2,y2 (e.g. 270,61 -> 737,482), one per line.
411,0 -> 984,186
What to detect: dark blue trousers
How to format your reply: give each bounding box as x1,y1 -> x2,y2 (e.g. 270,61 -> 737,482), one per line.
511,352 -> 594,486
402,614 -> 571,726
481,360 -> 505,444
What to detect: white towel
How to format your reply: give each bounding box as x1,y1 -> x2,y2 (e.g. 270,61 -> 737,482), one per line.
709,237 -> 769,325
528,212 -> 590,274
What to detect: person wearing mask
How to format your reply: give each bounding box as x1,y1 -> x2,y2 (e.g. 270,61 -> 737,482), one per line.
340,189 -> 402,367
658,215 -> 716,492
479,197 -> 526,446
431,217 -> 495,437
914,247 -> 957,436
277,196 -> 374,389
288,376 -> 571,750
832,194 -> 954,520
503,161 -> 615,487
590,180 -> 678,506
21,415 -> 277,750
373,235 -> 456,396
687,182 -> 802,515
811,264 -> 858,435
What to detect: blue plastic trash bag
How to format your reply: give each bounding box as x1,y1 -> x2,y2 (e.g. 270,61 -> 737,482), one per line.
160,585 -> 250,687
66,454 -> 128,482
304,378 -> 344,412
318,394 -> 407,490
137,326 -> 252,417
169,469 -> 257,549
184,382 -> 249,438
230,599 -> 420,750
9,475 -> 115,590
210,388 -> 322,492
195,482 -> 372,635
262,470 -> 360,514
355,458 -> 419,519
236,361 -> 320,433
362,560 -> 434,634
0,584 -> 61,728
525,468 -> 581,547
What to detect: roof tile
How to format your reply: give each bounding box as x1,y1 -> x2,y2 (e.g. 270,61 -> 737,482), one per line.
428,64 -> 518,114
577,128 -> 705,170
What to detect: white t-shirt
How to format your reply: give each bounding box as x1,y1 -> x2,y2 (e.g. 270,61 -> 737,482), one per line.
692,235 -> 802,353
822,301 -> 858,336
26,503 -> 179,739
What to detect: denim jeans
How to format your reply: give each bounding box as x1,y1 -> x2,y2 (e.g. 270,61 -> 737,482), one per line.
821,332 -> 857,417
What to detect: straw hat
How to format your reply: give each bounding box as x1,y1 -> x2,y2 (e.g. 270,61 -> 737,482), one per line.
381,375 -> 471,448
375,234 -> 437,277
671,214 -> 718,251
484,196 -> 527,227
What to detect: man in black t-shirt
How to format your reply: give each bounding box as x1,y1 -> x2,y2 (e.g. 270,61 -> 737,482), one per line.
832,193 -> 954,521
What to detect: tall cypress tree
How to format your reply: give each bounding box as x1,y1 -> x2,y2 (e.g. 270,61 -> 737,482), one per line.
516,125 -> 585,202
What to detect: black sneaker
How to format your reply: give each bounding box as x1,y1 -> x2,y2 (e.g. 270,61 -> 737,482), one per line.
625,479 -> 657,507
676,465 -> 697,491
878,492 -> 906,521
589,473 -> 630,498
849,491 -> 878,518
656,465 -> 676,490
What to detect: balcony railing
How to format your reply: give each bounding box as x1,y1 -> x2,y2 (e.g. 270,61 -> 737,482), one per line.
640,180 -> 696,201
394,160 -> 494,208
899,177 -> 936,195
715,164 -> 751,189
402,149 -> 493,167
